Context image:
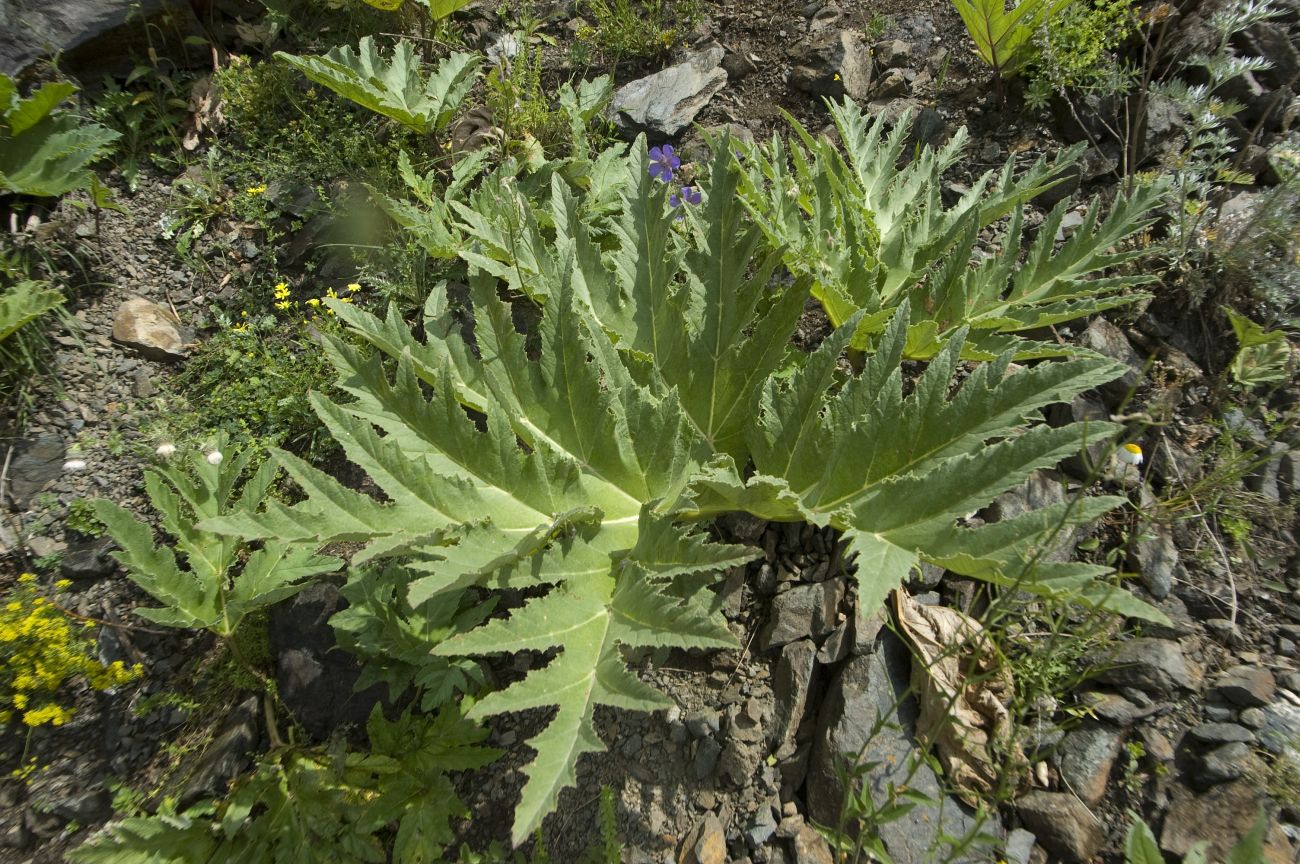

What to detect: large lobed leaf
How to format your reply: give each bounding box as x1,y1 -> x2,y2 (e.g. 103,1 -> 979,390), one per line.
275,38 -> 478,134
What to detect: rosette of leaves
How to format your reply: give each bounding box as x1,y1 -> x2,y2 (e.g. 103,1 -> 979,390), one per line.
734,99 -> 1163,359
70,704 -> 499,864
275,38 -> 478,135
204,139 -> 1166,843
0,75 -> 119,198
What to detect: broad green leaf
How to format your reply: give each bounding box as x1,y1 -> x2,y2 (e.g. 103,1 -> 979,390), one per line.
0,114 -> 119,197
3,80 -> 77,135
0,280 -> 63,342
1123,812 -> 1163,864
275,38 -> 478,133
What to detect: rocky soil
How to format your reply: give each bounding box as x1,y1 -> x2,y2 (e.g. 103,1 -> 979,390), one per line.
1,0 -> 1299,862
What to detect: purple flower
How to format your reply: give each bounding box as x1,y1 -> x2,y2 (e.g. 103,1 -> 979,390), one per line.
648,145 -> 680,182
669,186 -> 702,208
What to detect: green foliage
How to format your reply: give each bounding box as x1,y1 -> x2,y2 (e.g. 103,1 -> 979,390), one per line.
1026,0 -> 1138,109
1224,306 -> 1294,387
65,497 -> 105,538
89,67 -> 189,192
329,563 -> 490,712
577,0 -> 684,62
951,0 -> 1073,79
735,100 -> 1163,359
158,312 -> 338,457
0,74 -> 119,198
1123,808 -> 1268,864
69,704 -> 499,863
1152,0 -> 1284,265
0,280 -> 62,344
203,137 -> 1164,843
91,434 -> 341,638
213,59 -> 412,194
274,38 -> 478,135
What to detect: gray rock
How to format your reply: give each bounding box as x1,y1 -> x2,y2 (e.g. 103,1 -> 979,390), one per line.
1082,690 -> 1162,726
745,804 -> 778,848
60,535 -> 117,581
1078,318 -> 1145,408
770,639 -> 817,749
612,45 -> 727,138
178,696 -> 259,808
1245,443 -> 1289,502
1194,741 -> 1259,790
3,436 -> 64,509
1242,22 -> 1299,88
984,470 -> 1072,560
1161,781 -> 1294,862
790,822 -> 835,864
268,583 -> 386,740
817,619 -> 851,664
1137,92 -> 1184,167
111,297 -> 194,362
1015,791 -> 1103,863
1212,665 -> 1276,707
1091,638 -> 1199,696
806,632 -> 992,863
1003,828 -> 1036,864
1130,523 -> 1180,599
789,30 -> 872,101
1056,723 -> 1123,806
1239,707 -> 1266,730
872,67 -> 910,99
0,0 -> 202,78
1188,722 -> 1254,745
687,708 -> 722,738
1258,701 -> 1300,754
761,579 -> 844,650
851,600 -> 884,656
1281,671 -> 1300,694
1050,394 -> 1110,477
48,788 -> 111,823
872,39 -> 913,69
692,737 -> 723,781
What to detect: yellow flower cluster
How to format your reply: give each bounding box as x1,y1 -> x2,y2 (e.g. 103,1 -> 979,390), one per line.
1,574 -> 140,728
246,184 -> 267,196
296,283 -> 359,318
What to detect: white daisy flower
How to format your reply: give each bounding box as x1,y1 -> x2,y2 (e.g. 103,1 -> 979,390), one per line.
1116,442 -> 1143,466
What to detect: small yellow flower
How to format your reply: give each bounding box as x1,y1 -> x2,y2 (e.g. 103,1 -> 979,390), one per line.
306,298 -> 321,308
275,300 -> 294,311
246,184 -> 267,195
232,323 -> 248,333
273,282 -> 291,300
346,283 -> 361,293
833,73 -> 841,81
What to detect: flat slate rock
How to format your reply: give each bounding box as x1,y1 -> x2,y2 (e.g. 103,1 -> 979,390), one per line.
612,45 -> 727,138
